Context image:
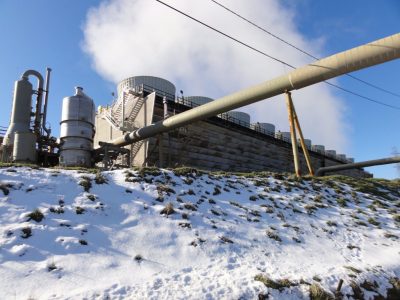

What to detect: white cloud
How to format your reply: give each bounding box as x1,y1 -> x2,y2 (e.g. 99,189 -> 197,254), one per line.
82,0 -> 350,152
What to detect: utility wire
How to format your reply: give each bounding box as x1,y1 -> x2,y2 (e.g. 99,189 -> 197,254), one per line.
210,0 -> 400,99
155,0 -> 400,111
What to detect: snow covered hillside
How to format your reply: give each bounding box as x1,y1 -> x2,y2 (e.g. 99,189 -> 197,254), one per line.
0,165 -> 399,299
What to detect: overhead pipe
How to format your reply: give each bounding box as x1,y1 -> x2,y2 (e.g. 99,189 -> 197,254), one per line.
42,67 -> 52,136
315,156 -> 400,176
22,69 -> 44,136
109,33 -> 400,147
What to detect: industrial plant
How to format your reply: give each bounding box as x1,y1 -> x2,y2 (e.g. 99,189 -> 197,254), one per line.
1,33 -> 400,177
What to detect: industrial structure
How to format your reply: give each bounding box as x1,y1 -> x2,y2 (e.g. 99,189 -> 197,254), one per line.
1,33 -> 400,178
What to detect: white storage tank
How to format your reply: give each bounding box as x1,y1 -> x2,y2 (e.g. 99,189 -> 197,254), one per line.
325,150 -> 337,158
117,76 -> 176,100
12,131 -> 36,162
59,87 -> 95,167
312,145 -> 325,154
226,111 -> 250,127
251,122 -> 275,136
184,96 -> 213,107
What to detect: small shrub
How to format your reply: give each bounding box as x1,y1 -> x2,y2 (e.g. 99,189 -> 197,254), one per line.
266,230 -> 282,242
27,209 -> 44,223
254,274 -> 295,290
138,166 -> 161,177
21,227 -> 32,239
309,283 -> 334,300
188,189 -> 195,195
183,203 -> 197,211
368,217 -> 380,226
212,186 -> 221,195
47,262 -> 57,272
220,236 -> 233,243
79,239 -> 88,245
75,206 -> 85,215
87,194 -> 96,201
393,214 -> 400,223
208,198 -> 216,204
326,220 -> 337,227
79,176 -> 92,192
160,203 -> 175,216
249,195 -> 257,201
336,198 -> 347,207
94,171 -> 107,184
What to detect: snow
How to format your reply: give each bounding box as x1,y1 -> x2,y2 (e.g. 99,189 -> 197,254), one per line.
0,166 -> 399,299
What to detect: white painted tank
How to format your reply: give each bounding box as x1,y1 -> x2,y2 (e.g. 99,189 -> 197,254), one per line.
325,150 -> 337,158
59,87 -> 95,167
184,96 -> 213,107
2,77 -> 33,146
336,154 -> 347,161
251,122 -> 275,135
117,76 -> 176,100
312,145 -> 325,154
226,111 -> 250,127
12,131 -> 36,162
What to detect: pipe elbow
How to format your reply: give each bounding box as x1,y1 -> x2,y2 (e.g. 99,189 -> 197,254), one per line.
22,70 -> 44,89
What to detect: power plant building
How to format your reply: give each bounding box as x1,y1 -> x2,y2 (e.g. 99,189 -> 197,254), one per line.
94,76 -> 370,178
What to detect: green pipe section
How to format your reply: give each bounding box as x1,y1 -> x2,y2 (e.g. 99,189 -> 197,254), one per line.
110,33 -> 400,147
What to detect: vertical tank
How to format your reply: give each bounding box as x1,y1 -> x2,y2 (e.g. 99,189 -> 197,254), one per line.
312,145 -> 325,154
325,150 -> 337,158
59,87 -> 95,167
2,77 -> 33,146
184,96 -> 213,107
276,131 -> 292,143
251,122 -> 275,136
298,138 -> 312,149
226,111 -> 251,127
117,76 -> 176,100
13,131 -> 36,162
336,154 -> 347,161
347,157 -> 355,163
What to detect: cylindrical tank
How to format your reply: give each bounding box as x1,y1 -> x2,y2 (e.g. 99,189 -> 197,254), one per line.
312,145 -> 325,154
184,96 -> 213,107
2,77 -> 33,146
59,87 -> 95,167
336,154 -> 347,161
226,111 -> 250,127
117,76 -> 176,100
251,122 -> 275,136
347,157 -> 355,163
325,150 -> 337,158
12,131 -> 36,162
276,131 -> 292,143
298,138 -> 312,149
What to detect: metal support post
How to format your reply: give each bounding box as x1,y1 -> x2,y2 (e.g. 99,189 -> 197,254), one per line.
285,91 -> 301,177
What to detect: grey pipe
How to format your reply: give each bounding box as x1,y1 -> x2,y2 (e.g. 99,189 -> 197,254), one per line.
22,69 -> 44,134
109,33 -> 400,147
315,156 -> 400,176
42,67 -> 52,136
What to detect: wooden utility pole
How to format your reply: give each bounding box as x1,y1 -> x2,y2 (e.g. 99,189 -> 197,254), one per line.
285,91 -> 301,177
285,91 -> 314,177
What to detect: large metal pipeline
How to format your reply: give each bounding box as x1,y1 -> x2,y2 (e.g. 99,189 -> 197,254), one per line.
109,33 -> 400,147
42,68 -> 52,136
315,156 -> 400,176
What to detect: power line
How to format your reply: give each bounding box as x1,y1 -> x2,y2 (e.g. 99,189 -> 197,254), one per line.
155,0 -> 400,111
210,0 -> 400,99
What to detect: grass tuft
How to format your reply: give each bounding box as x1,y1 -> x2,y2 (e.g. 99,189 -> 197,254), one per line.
27,209 -> 44,222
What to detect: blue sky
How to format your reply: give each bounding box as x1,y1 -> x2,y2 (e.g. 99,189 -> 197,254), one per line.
0,0 -> 399,178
